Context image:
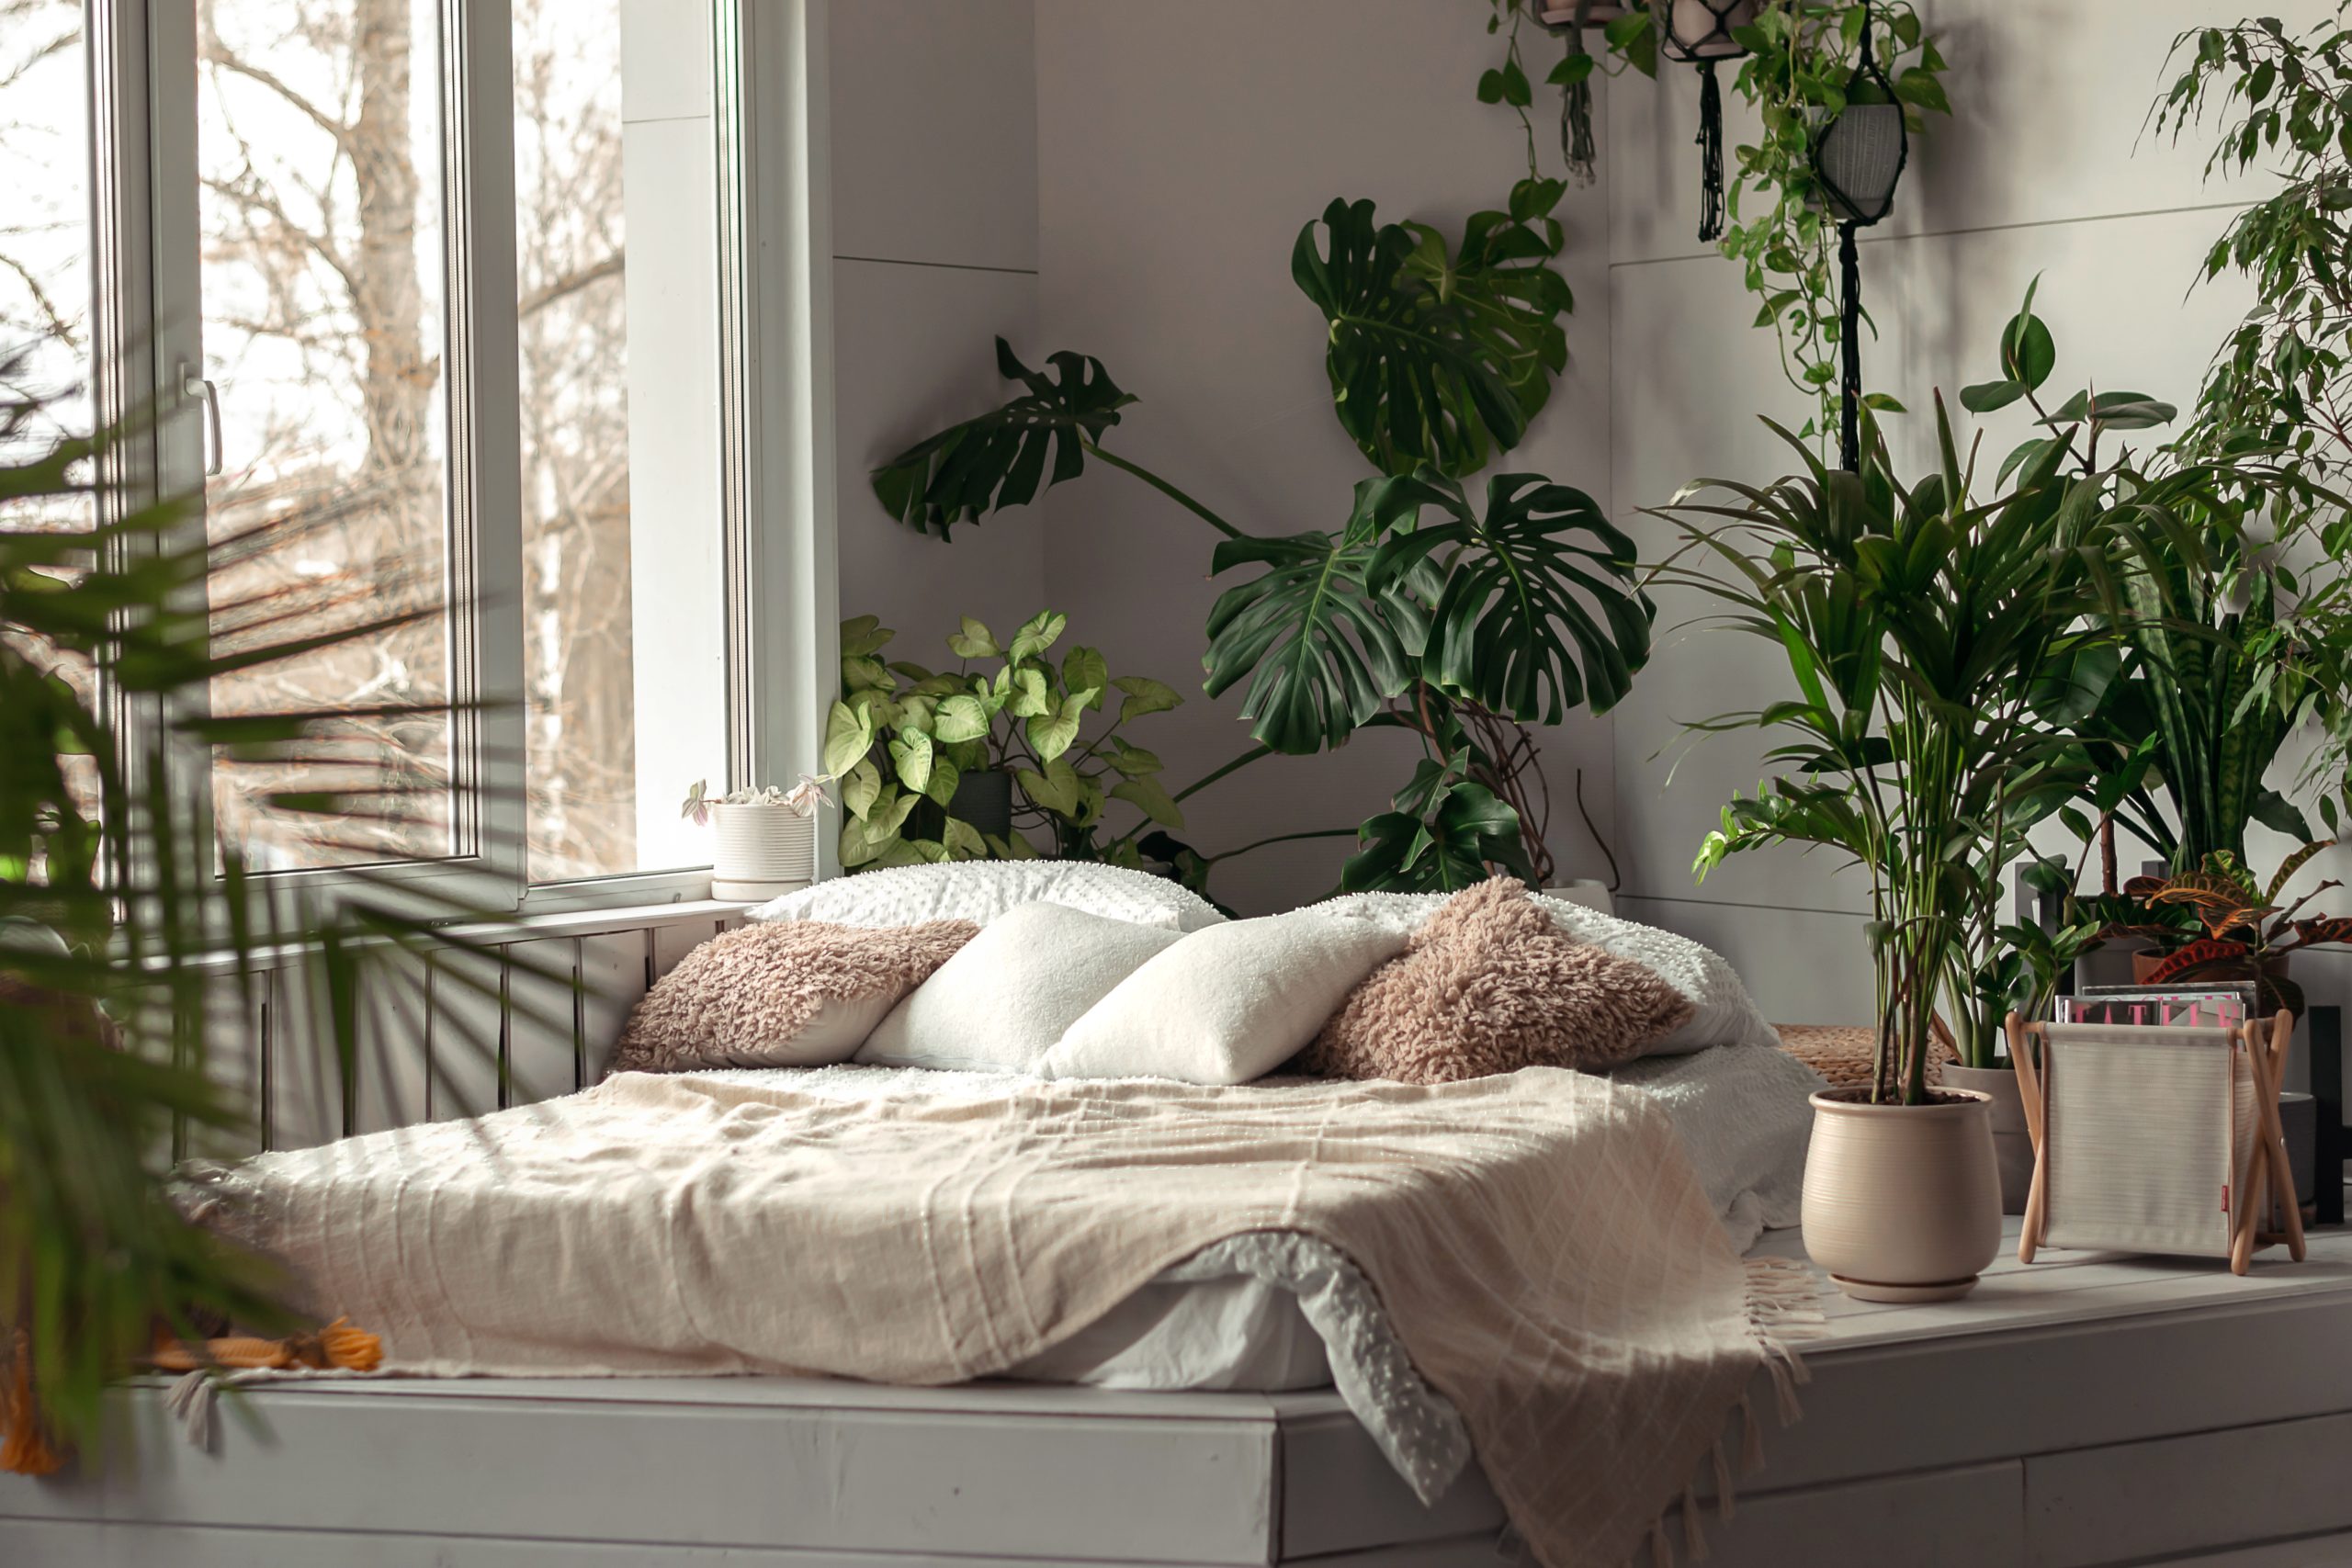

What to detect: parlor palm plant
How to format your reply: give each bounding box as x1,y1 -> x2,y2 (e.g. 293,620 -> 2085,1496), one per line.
0,378 -> 517,1469
1657,403 -> 2133,1104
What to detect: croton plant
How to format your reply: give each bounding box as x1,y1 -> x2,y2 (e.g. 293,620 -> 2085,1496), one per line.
2110,845 -> 2352,1018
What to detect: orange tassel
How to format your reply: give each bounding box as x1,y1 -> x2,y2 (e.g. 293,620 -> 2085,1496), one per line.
1,1329 -> 67,1477
148,1317 -> 384,1375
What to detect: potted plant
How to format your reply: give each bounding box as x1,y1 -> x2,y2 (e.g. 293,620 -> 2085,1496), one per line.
681,776 -> 830,900
1658,397 -> 2143,1300
824,611 -> 1190,870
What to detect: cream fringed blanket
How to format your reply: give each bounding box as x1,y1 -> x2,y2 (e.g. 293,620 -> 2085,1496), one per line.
186,1066 -> 1813,1568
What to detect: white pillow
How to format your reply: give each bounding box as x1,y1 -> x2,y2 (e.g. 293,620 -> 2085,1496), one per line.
1044,910 -> 1408,1085
1306,889 -> 1777,1055
854,902 -> 1182,1074
750,861 -> 1223,933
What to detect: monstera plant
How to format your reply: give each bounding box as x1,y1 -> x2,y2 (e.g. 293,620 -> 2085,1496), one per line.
867,184 -> 1650,894
824,611 -> 1186,868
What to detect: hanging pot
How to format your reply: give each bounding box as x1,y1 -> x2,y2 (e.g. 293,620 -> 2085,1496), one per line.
1802,1087 -> 2003,1303
1663,0 -> 1756,57
1658,0 -> 1758,243
710,803 -> 818,901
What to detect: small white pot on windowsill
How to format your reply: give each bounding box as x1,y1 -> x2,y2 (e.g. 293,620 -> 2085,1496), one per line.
683,777 -> 828,902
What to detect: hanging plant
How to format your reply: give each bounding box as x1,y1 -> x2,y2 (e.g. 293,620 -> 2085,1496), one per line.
1720,1 -> 1948,441
1480,0 -> 1658,188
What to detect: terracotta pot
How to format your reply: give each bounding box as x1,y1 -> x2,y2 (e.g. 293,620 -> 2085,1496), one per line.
1802,1088 -> 2003,1303
1939,1066 -> 2033,1216
2129,950 -> 2287,1004
710,803 -> 817,901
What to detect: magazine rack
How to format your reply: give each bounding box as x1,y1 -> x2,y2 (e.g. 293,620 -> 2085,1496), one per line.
2007,1010 -> 2305,1275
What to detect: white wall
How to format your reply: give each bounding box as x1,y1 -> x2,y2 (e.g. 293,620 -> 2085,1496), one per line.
1034,0 -> 1616,915
1603,0 -> 2333,1024
828,1 -> 1046,659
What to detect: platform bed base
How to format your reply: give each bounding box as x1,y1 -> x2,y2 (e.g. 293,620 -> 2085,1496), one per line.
8,1257 -> 2352,1567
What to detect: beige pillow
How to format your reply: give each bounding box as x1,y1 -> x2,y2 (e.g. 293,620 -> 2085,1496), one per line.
855,901 -> 1182,1073
1043,909 -> 1408,1085
1302,877 -> 1692,1084
612,919 -> 977,1073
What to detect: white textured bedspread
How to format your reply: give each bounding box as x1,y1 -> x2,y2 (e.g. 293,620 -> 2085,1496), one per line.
187,1065 -> 1810,1568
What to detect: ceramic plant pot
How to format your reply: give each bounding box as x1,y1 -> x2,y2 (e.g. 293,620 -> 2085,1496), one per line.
710,803 -> 817,901
1802,1087 -> 2004,1303
1941,1065 -> 2034,1215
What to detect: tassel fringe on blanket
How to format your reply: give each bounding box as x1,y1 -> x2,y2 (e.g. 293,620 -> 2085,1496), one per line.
0,1318 -> 384,1476
1637,1258 -> 1826,1568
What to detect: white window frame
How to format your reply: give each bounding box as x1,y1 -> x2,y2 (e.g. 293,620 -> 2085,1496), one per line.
93,0 -> 838,919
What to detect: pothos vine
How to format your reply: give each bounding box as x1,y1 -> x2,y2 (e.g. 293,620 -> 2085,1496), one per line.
1477,0 -> 1951,446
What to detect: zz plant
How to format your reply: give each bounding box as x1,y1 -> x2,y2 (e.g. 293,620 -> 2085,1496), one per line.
825,612 -> 1185,869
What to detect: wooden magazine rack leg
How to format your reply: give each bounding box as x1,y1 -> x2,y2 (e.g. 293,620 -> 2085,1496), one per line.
2008,1013 -> 2049,1265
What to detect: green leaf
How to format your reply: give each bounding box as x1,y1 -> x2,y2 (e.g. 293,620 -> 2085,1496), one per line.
1366,468 -> 1653,723
869,338 -> 1138,538
1007,609 -> 1068,663
841,655 -> 896,694
1894,67 -> 1950,116
821,700 -> 876,778
1110,774 -> 1184,829
943,817 -> 989,859
841,615 -> 893,659
1106,742 -> 1164,776
1547,51 -> 1596,87
888,728 -> 934,795
1998,310 -> 2056,392
842,757 -> 883,819
1016,755 -> 1083,817
1063,646 -> 1109,709
945,616 -> 1000,659
1024,690 -> 1090,762
1294,197 -> 1531,478
922,754 -> 962,808
932,692 -> 992,744
1960,378 -> 2027,414
1203,520 -> 1419,754
1003,666 -> 1052,719
1112,675 -> 1183,723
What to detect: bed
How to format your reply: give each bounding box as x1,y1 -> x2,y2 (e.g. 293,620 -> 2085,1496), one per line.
23,868 -> 1828,1567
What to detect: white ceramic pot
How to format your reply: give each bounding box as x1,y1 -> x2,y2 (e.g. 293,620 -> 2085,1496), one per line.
1941,1065 -> 2034,1216
1802,1088 -> 2003,1303
710,803 -> 816,901
1668,0 -> 1758,58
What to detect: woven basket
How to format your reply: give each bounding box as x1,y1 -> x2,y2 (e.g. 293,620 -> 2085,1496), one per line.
1775,1024 -> 1951,1091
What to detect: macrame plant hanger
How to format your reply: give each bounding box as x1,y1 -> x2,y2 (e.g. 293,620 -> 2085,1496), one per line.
1659,0 -> 1756,243
1809,0 -> 1909,470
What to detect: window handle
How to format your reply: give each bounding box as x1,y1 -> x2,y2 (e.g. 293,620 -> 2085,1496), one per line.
181,367 -> 222,478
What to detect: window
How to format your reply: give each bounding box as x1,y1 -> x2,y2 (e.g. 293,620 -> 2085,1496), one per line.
67,0 -> 763,908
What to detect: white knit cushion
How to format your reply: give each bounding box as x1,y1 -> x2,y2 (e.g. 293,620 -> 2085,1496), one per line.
750,861 -> 1223,933
1306,890 -> 1777,1055
1044,910 -> 1408,1086
854,902 -> 1183,1074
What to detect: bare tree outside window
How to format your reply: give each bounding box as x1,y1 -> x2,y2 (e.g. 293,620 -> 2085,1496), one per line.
2,0 -> 656,881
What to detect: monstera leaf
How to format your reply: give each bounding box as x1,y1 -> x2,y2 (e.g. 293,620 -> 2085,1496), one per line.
1400,179 -> 1574,432
1366,469 -> 1652,724
1202,516 -> 1422,756
870,338 -> 1136,538
1294,197 -> 1530,479
1340,764 -> 1529,893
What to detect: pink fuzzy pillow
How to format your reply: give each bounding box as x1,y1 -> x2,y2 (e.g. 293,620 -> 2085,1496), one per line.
1301,877 -> 1693,1084
613,919 -> 977,1073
